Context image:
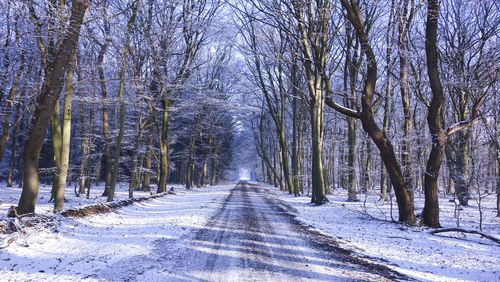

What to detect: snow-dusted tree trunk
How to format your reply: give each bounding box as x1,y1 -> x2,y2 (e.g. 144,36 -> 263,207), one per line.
17,0 -> 88,215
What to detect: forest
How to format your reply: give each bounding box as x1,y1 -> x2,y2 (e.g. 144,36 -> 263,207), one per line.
0,0 -> 499,227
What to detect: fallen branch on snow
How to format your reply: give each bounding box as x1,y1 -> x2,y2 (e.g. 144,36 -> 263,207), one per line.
61,191 -> 176,217
430,228 -> 500,245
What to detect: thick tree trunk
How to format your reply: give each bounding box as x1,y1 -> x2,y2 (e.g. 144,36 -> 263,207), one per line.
338,0 -> 416,224
310,98 -> 328,205
423,0 -> 444,228
16,1 -> 88,215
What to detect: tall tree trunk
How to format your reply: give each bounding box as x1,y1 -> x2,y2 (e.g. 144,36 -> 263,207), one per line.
210,143 -> 218,186
200,135 -> 212,187
335,0 -> 416,224
78,108 -> 88,195
279,146 -> 285,191
54,49 -> 77,211
128,125 -> 143,198
423,0 -> 444,228
50,100 -> 62,201
381,0 -> 396,202
347,116 -> 357,201
16,1 -> 88,215
291,61 -> 301,196
98,16 -> 112,197
292,0 -> 329,204
453,127 -> 470,205
186,117 -> 200,189
444,145 -> 456,194
7,103 -> 21,187
397,0 -> 417,209
363,138 -> 372,192
108,1 -> 139,202
495,94 -> 500,217
142,134 -> 153,191
310,96 -> 328,204
157,98 -> 171,193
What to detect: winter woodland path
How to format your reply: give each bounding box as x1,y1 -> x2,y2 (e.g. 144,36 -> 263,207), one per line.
1,182 -> 409,281
132,181 -> 407,281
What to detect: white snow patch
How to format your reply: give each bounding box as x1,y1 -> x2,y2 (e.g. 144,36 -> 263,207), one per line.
0,182 -> 235,281
262,182 -> 500,281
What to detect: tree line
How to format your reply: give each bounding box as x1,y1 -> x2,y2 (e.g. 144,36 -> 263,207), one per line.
235,0 -> 499,227
1,0 -> 235,214
1,0 -> 498,229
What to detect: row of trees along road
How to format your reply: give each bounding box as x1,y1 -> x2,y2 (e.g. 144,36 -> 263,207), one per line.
0,0 -> 498,229
236,0 -> 499,227
0,0 -> 236,214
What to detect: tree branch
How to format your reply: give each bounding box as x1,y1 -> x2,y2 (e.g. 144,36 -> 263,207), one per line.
430,228 -> 500,245
445,72 -> 498,136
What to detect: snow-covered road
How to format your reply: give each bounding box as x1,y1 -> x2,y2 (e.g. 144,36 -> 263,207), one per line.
1,182 -> 408,281
137,181 -> 406,281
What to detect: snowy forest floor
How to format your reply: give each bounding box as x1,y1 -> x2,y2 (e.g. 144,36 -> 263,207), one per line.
0,181 -> 498,281
0,183 -> 235,280
263,182 -> 500,281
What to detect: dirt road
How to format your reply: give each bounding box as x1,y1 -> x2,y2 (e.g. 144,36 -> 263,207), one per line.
147,181 -> 407,281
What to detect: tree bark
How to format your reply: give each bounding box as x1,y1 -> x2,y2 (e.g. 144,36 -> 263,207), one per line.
335,0 -> 416,224
186,117 -> 200,189
7,103 -> 21,187
108,0 -> 140,201
98,14 -> 112,197
142,134 -> 153,191
380,0 -> 397,202
292,0 -> 329,205
397,0 -> 417,209
50,101 -> 62,201
54,49 -> 77,211
17,0 -> 88,215
128,125 -> 143,198
157,97 -> 171,193
423,0 -> 445,228
210,142 -> 218,186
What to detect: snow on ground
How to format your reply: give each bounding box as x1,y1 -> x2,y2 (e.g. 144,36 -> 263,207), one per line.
0,182 -> 235,281
263,183 -> 500,281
